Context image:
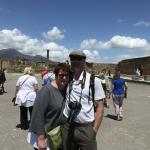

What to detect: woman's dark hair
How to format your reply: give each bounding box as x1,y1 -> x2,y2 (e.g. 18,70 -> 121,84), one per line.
54,63 -> 71,77
112,71 -> 120,80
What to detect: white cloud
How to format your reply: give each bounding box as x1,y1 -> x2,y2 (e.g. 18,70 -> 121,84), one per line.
0,28 -> 102,63
82,49 -> 101,62
110,36 -> 149,49
0,28 -> 69,61
0,28 -> 42,55
0,28 -> 149,64
42,26 -> 65,41
42,42 -> 69,61
80,39 -> 108,49
80,35 -> 150,51
133,21 -> 150,27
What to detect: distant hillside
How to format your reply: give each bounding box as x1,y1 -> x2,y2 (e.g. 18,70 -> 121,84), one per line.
0,48 -> 48,62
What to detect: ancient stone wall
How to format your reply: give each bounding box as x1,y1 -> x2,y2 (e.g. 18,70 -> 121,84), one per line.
87,63 -> 116,75
0,58 -> 116,74
0,58 -> 51,73
118,56 -> 150,75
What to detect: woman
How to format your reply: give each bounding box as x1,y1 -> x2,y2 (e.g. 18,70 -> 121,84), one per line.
111,71 -> 128,121
15,67 -> 38,129
27,63 -> 70,150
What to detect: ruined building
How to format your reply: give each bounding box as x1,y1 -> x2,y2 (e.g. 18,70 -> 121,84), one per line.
118,56 -> 150,75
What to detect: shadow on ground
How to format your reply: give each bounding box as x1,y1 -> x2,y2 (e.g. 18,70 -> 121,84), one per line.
105,114 -> 117,120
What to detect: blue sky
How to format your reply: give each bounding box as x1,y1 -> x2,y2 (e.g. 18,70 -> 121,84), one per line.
0,0 -> 150,63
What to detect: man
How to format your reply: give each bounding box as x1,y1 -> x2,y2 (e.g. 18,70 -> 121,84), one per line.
62,50 -> 105,150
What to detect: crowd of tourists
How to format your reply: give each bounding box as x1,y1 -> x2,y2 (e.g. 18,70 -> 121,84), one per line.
7,50 -> 128,150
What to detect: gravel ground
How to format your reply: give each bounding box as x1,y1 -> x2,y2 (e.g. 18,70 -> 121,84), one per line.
0,73 -> 150,150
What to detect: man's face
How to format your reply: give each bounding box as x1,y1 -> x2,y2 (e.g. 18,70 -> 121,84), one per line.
70,57 -> 85,72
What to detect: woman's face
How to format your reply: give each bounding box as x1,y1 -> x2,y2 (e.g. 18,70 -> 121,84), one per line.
56,69 -> 69,89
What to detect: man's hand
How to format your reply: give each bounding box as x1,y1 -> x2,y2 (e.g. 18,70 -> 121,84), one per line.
93,127 -> 98,134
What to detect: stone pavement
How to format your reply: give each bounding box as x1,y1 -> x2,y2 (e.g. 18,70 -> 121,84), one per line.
0,73 -> 150,150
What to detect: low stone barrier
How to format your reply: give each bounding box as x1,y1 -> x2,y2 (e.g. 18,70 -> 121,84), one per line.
144,75 -> 150,81
132,76 -> 143,81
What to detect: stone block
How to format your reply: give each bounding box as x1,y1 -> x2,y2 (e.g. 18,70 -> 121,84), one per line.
144,75 -> 150,81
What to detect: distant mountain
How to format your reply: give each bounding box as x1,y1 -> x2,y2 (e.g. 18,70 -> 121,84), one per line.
0,48 -> 49,62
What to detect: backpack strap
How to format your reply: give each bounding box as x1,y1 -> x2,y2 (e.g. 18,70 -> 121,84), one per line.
89,73 -> 96,112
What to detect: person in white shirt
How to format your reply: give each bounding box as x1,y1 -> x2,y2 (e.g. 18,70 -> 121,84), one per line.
62,50 -> 105,150
99,71 -> 111,108
15,67 -> 38,130
136,68 -> 140,76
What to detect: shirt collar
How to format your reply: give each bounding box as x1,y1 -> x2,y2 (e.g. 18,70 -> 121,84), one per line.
73,71 -> 84,82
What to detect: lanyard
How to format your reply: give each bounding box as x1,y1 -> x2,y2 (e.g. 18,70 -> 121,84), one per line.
68,70 -> 86,104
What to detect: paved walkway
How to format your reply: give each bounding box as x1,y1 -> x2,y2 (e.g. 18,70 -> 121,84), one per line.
0,73 -> 150,150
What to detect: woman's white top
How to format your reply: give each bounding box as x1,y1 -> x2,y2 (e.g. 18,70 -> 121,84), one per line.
15,74 -> 38,107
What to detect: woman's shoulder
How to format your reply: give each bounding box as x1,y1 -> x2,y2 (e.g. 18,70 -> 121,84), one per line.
37,85 -> 59,102
36,85 -> 51,99
39,84 -> 55,93
31,76 -> 38,81
18,74 -> 27,80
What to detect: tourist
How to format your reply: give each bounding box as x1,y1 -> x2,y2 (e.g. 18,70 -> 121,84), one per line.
27,63 -> 71,150
111,71 -> 128,121
40,66 -> 55,86
15,67 -> 38,129
62,50 -> 105,150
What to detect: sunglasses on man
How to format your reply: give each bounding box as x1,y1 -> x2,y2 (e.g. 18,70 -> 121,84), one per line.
70,57 -> 85,61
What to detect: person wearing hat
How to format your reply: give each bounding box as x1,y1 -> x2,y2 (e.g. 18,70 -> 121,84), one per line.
62,50 -> 105,150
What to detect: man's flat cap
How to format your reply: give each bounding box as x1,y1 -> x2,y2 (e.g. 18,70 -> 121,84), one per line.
69,50 -> 86,59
